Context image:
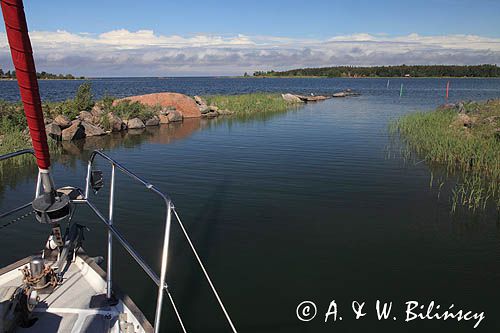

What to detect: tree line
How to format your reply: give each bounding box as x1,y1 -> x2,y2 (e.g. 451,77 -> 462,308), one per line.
253,64 -> 500,78
0,68 -> 84,80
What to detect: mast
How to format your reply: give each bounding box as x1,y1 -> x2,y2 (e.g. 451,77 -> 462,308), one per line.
1,0 -> 54,193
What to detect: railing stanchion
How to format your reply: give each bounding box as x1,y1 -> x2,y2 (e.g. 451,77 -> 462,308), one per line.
107,164 -> 116,299
84,160 -> 92,199
35,171 -> 41,198
154,200 -> 173,333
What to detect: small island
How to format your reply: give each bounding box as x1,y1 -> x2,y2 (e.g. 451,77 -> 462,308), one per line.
251,64 -> 500,78
0,68 -> 84,80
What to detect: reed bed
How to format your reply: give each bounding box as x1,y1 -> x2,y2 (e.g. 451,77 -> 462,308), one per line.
204,93 -> 299,115
1,99 -> 62,174
390,100 -> 500,212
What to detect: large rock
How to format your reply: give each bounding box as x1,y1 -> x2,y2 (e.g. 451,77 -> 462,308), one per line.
457,102 -> 466,114
81,121 -> 106,136
62,120 -> 85,141
46,123 -> 61,141
439,103 -> 456,110
167,110 -> 183,122
194,96 -> 210,114
54,115 -> 72,129
127,118 -> 145,129
451,113 -> 474,128
281,93 -> 303,103
295,94 -> 330,102
159,114 -> 170,124
114,92 -> 201,118
332,90 -> 360,97
199,105 -> 210,114
79,111 -> 94,123
194,95 -> 207,106
106,113 -> 125,132
202,111 -> 218,118
145,116 -> 160,126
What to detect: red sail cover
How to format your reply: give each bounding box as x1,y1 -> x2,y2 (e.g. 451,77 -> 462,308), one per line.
1,0 -> 50,169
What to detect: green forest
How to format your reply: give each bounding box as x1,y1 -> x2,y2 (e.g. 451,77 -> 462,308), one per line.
253,64 -> 500,78
0,69 -> 84,80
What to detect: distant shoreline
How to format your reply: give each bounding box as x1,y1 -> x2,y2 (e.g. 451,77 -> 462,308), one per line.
233,75 -> 500,79
0,78 -> 85,81
2,76 -> 500,81
251,64 -> 500,79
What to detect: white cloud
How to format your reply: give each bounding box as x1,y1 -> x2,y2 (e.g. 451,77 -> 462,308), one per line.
0,30 -> 499,76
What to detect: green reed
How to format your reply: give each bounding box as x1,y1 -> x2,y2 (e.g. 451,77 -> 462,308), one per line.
389,100 -> 500,212
204,93 -> 300,115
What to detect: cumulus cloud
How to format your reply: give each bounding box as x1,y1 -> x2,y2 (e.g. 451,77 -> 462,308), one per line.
0,30 -> 499,76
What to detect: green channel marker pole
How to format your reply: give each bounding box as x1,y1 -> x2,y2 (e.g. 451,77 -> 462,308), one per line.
400,83 -> 403,97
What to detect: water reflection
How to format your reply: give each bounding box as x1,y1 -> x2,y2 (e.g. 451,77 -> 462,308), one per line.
58,118 -> 202,155
0,119 -> 202,198
1,109 -> 293,201
0,160 -> 37,199
56,110 -> 292,158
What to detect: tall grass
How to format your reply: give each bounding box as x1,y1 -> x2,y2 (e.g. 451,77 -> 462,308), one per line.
204,93 -> 299,115
1,98 -> 32,162
110,100 -> 159,121
0,129 -> 61,177
390,100 -> 500,212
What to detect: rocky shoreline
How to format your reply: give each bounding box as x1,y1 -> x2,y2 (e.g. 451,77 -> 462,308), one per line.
43,93 -> 234,141
42,90 -> 358,142
281,89 -> 360,103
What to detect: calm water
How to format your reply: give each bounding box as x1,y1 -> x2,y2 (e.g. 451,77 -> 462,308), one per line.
1,78 -> 500,332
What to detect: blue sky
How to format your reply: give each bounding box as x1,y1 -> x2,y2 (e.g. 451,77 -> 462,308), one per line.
1,0 -> 499,76
20,0 -> 500,37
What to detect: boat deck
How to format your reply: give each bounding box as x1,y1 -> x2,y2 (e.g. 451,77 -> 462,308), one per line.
0,253 -> 153,333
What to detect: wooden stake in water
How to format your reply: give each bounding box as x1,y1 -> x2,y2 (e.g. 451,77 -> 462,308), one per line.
400,83 -> 403,97
446,81 -> 450,99
387,79 -> 390,89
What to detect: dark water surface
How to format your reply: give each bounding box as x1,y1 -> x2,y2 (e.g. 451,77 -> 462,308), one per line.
1,78 -> 500,332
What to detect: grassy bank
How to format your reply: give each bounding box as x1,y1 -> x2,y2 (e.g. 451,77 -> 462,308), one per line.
0,83 -> 152,158
1,86 -> 299,158
390,100 -> 500,212
204,93 -> 297,115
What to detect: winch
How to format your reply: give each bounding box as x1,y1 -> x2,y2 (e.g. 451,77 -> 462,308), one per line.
32,191 -> 71,224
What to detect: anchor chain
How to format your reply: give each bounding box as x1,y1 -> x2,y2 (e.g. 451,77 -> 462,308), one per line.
0,210 -> 35,230
21,264 -> 58,291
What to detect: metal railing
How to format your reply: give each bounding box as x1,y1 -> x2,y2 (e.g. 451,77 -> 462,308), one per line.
0,149 -> 41,220
0,149 -> 41,199
1,149 -> 237,333
81,150 -> 179,333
